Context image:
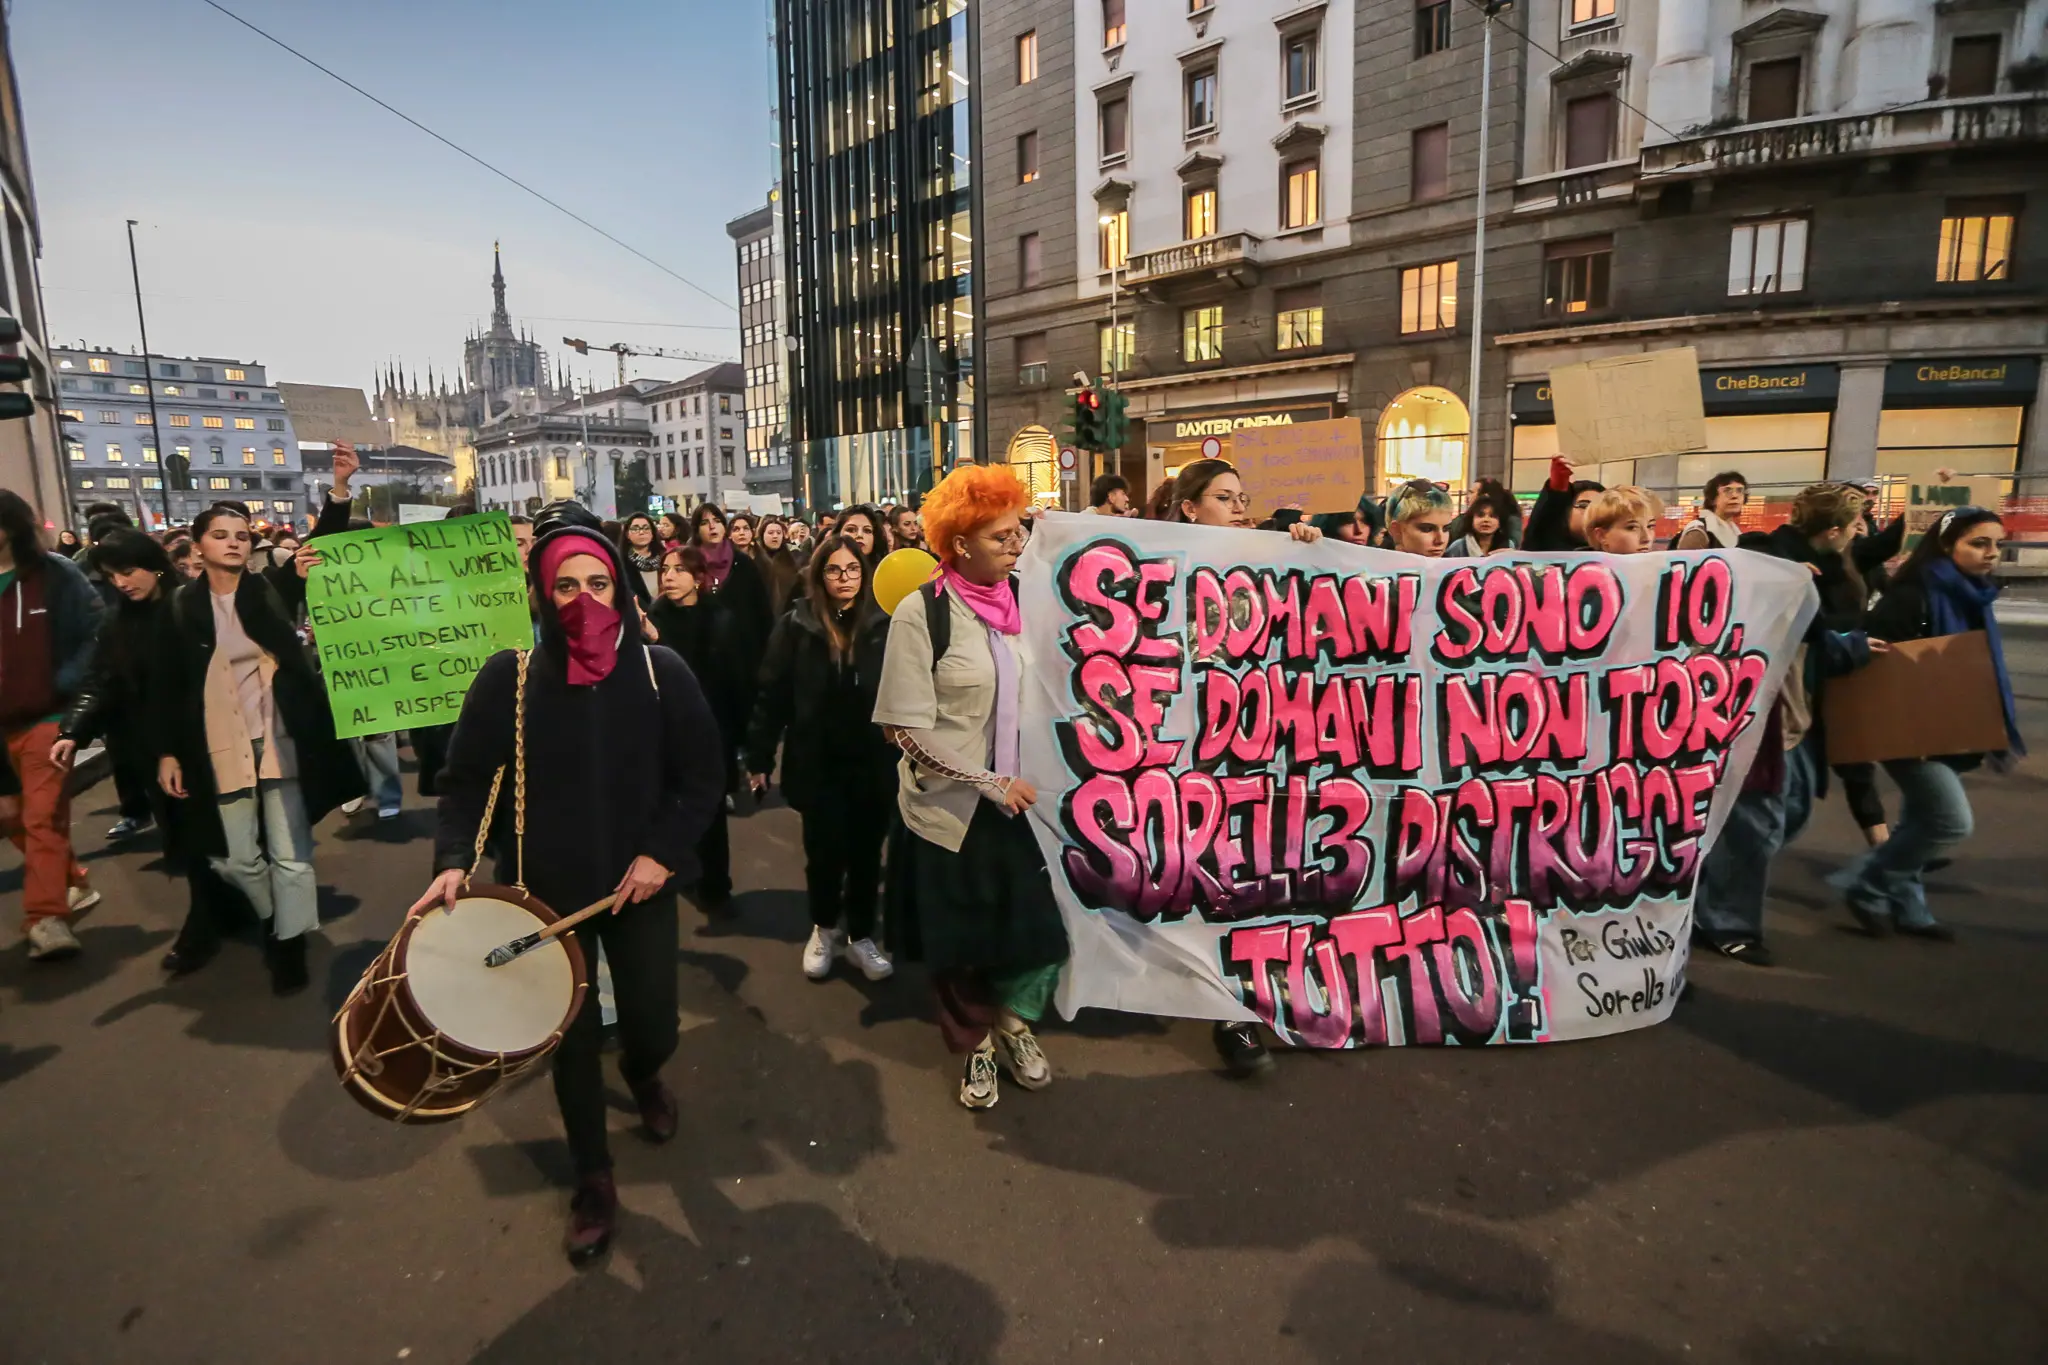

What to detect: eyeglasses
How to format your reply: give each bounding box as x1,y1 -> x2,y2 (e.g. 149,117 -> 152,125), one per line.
822,565 -> 863,580
1206,491 -> 1253,510
984,529 -> 1028,550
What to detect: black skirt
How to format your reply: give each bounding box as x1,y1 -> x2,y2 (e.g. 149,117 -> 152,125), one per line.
884,802 -> 1070,975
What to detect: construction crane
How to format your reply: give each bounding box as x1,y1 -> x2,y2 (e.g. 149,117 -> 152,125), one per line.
562,336 -> 735,390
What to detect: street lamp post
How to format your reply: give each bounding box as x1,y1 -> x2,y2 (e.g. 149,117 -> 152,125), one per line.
1465,3 -> 1509,487
124,220 -> 175,528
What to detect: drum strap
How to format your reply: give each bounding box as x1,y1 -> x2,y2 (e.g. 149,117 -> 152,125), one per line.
469,649 -> 530,893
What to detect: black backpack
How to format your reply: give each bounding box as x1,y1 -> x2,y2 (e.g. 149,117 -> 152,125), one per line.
920,576 -> 1017,672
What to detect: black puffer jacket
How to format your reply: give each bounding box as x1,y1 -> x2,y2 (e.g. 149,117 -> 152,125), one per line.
744,595 -> 895,812
1763,524 -> 1867,632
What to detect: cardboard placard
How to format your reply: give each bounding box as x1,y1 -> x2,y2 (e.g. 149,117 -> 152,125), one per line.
397,503 -> 445,525
276,383 -> 383,447
304,514 -> 534,739
1231,416 -> 1369,514
1904,477 -> 2002,550
1823,631 -> 2008,765
1548,346 -> 1708,465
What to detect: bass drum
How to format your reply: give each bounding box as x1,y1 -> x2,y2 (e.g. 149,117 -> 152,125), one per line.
332,883 -> 587,1123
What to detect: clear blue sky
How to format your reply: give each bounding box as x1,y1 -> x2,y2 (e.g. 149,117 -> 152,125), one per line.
14,0 -> 771,393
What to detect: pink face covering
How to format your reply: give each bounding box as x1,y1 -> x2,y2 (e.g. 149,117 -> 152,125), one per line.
537,532 -> 623,684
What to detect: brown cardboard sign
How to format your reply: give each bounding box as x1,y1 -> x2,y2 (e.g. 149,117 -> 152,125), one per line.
1904,476 -> 2002,550
1231,416 -> 1369,514
1548,346 -> 1709,464
1823,631 -> 2009,765
277,383 -> 382,447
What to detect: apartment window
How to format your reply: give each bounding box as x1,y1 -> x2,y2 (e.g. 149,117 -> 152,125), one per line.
1400,260 -> 1459,334
266,418 -> 284,431
1410,123 -> 1450,201
1019,233 -> 1042,287
1183,305 -> 1224,362
721,450 -> 736,476
231,390 -> 249,401
135,412 -> 153,425
234,416 -> 256,430
66,442 -> 84,462
719,395 -> 732,414
242,477 -> 261,491
271,446 -> 287,466
1103,0 -> 1125,48
1282,158 -> 1320,229
1948,34 -> 2001,99
209,445 -> 224,465
129,384 -> 147,395
141,445 -> 157,464
125,361 -> 146,376
1101,97 -> 1129,161
1727,217 -> 1808,295
209,477 -> 232,490
105,476 -> 131,490
195,366 -> 212,381
1545,236 -> 1614,315
199,388 -> 217,399
1415,1 -> 1451,58
202,415 -> 223,428
241,447 -> 258,465
88,357 -> 111,374
1570,0 -> 1616,26
97,409 -> 119,423
1186,186 -> 1218,240
1747,58 -> 1802,123
92,381 -> 113,393
169,413 -> 191,427
1563,92 -> 1616,168
1186,69 -> 1217,133
1276,286 -> 1324,351
1017,332 -> 1048,386
1100,320 -> 1135,378
1018,30 -> 1039,83
105,443 -> 125,462
1284,31 -> 1319,104
1018,132 -> 1039,184
1937,199 -> 2017,282
1099,208 -> 1130,270
161,386 -> 181,397
160,363 -> 181,378
59,408 -> 84,422
225,367 -> 246,381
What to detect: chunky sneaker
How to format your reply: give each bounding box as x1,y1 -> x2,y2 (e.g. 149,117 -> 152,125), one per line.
844,937 -> 894,981
565,1170 -> 618,1268
26,917 -> 82,961
377,805 -> 402,821
801,926 -> 845,980
1214,1021 -> 1275,1078
105,815 -> 151,841
66,885 -> 102,917
959,1037 -> 1000,1110
994,1022 -> 1052,1090
340,797 -> 366,816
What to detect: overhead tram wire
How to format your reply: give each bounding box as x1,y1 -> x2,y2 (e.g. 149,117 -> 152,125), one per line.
195,0 -> 736,316
1458,0 -> 1689,147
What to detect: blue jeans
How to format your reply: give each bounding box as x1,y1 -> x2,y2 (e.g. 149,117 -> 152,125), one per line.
352,733 -> 403,811
1694,742 -> 1815,942
1828,759 -> 1973,929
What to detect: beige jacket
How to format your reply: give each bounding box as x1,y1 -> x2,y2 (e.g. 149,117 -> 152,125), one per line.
872,587 -> 999,853
203,614 -> 295,793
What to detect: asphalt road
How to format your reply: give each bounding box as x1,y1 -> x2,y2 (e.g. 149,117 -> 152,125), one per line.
2,638 -> 2044,1365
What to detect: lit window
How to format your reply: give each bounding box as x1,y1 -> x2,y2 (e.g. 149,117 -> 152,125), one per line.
1103,0 -> 1125,47
105,443 -> 125,462
1186,68 -> 1217,132
202,416 -> 223,429
1017,30 -> 1038,84
1099,208 -> 1130,270
1186,187 -> 1217,240
1284,30 -> 1319,103
235,417 -> 256,430
1276,286 -> 1323,350
1937,199 -> 2017,282
106,476 -> 131,490
272,447 -> 287,466
169,413 -> 191,427
210,477 -> 232,490
161,385 -> 181,396
1100,321 -> 1135,378
1400,260 -> 1459,333
1546,237 -> 1614,314
1415,1 -> 1451,58
1100,97 -> 1129,162
1017,332 -> 1048,386
242,447 -> 257,465
1018,131 -> 1039,184
144,477 -> 162,490
88,357 -> 111,374
59,408 -> 84,422
1183,305 -> 1224,362
58,358 -> 76,370
128,384 -> 147,395
142,445 -> 157,464
225,368 -> 247,381
78,478 -> 95,489
98,409 -> 119,423
1726,218 -> 1807,295
719,395 -> 732,414
1282,158 -> 1320,229
1571,0 -> 1615,25
66,442 -> 84,462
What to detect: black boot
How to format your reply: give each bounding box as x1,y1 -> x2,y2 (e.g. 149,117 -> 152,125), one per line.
267,930 -> 309,997
1213,1021 -> 1274,1078
565,1170 -> 618,1267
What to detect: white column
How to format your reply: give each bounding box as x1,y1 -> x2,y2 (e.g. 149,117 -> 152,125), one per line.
2022,358 -> 2048,476
1646,0 -> 1714,140
1827,363 -> 1886,482
1842,0 -> 1931,111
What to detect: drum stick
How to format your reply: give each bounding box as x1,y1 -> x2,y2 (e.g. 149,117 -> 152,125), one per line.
481,896 -> 615,968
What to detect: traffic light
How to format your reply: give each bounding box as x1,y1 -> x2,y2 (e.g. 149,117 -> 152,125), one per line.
1067,386 -> 1103,451
164,450 -> 193,491
0,312 -> 29,420
1099,387 -> 1129,451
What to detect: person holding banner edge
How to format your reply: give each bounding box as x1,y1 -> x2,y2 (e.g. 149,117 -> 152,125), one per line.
410,520 -> 725,1266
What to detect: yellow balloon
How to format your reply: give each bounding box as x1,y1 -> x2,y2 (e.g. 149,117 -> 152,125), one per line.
872,548 -> 939,615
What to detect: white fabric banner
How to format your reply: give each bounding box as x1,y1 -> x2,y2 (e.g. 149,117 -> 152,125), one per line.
1015,514 -> 1818,1046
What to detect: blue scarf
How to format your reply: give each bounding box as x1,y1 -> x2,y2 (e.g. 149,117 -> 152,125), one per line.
1923,556 -> 2025,758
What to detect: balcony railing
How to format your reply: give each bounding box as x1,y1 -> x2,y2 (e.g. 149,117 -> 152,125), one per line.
1640,94 -> 2048,180
1123,231 -> 1261,288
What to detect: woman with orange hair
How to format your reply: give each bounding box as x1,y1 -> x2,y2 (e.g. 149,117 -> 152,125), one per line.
872,464 -> 1069,1111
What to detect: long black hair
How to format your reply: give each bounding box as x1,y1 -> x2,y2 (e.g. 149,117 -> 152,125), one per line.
1892,507 -> 2004,587
0,489 -> 46,568
804,533 -> 874,662
1448,478 -> 1522,551
833,504 -> 888,562
617,512 -> 660,563
88,527 -> 174,583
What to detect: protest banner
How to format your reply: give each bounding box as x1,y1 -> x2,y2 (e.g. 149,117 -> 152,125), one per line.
1904,476 -> 2001,550
1232,417 -> 1369,515
1549,347 -> 1708,465
305,514 -> 533,739
1015,515 -> 1816,1046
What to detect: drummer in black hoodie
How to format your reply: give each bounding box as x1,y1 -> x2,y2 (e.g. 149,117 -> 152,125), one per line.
411,520 -> 725,1269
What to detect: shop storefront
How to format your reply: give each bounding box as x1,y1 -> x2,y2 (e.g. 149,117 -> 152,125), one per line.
1875,356 -> 2037,485
1510,363 -> 1839,500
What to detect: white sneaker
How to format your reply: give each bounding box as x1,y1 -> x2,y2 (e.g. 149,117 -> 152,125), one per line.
801,926 -> 845,981
26,917 -> 82,961
377,805 -> 402,820
995,1022 -> 1052,1090
844,937 -> 894,981
66,885 -> 102,916
959,1038 -> 1000,1110
341,797 -> 366,816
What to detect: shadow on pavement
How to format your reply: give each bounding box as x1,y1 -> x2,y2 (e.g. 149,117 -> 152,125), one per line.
0,922 -> 174,1006
0,1042 -> 59,1087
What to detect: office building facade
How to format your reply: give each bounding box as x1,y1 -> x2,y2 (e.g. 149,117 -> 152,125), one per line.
728,197 -> 795,511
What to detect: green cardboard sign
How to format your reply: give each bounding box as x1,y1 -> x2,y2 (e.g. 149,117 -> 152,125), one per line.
304,513 -> 533,739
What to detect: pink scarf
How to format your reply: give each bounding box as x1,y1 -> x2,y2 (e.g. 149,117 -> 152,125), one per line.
939,564 -> 1020,635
